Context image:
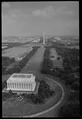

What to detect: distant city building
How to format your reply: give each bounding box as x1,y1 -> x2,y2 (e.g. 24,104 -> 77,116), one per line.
6,73 -> 36,91
32,40 -> 38,43
17,57 -> 23,61
37,38 -> 40,42
2,46 -> 7,49
67,42 -> 70,44
53,40 -> 56,42
55,37 -> 61,41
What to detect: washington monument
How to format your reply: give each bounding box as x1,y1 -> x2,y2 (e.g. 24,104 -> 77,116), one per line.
43,32 -> 45,44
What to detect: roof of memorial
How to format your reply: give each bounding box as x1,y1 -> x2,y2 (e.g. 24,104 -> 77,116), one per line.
7,73 -> 35,82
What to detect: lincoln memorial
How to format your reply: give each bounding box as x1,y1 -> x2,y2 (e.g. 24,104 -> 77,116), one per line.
6,73 -> 36,91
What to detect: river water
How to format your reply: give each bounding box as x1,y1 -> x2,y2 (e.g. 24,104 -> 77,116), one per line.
21,46 -> 45,73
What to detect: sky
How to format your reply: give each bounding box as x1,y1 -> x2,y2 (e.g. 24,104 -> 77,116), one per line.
2,2 -> 79,36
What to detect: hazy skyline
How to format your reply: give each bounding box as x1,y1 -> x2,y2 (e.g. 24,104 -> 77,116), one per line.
2,2 -> 79,36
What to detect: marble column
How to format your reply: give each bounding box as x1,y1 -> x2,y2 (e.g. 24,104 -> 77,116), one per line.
18,83 -> 19,89
15,83 -> 16,88
7,83 -> 8,88
12,83 -> 13,89
19,83 -> 20,89
30,83 -> 31,89
29,84 -> 30,89
15,83 -> 17,88
17,83 -> 18,89
9,83 -> 10,88
25,84 -> 26,89
22,83 -> 23,89
20,83 -> 22,89
8,83 -> 10,88
12,83 -> 13,88
24,84 -> 25,89
20,84 -> 21,89
20,83 -> 21,89
11,83 -> 12,88
27,84 -> 28,89
13,84 -> 14,88
23,83 -> 24,89
14,83 -> 15,88
29,83 -> 30,89
23,84 -> 25,89
10,83 -> 11,88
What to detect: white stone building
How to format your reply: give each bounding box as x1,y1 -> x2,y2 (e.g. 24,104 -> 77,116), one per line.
55,37 -> 61,41
6,73 -> 36,91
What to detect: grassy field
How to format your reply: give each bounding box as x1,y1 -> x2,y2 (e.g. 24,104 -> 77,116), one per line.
2,75 -> 11,82
50,48 -> 63,68
2,42 -> 28,51
66,45 -> 79,49
2,46 -> 33,60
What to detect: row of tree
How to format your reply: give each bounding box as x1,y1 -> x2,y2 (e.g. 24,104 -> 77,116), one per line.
2,57 -> 15,75
41,48 -> 53,74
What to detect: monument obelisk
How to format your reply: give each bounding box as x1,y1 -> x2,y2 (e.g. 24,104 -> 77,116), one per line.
43,32 -> 45,44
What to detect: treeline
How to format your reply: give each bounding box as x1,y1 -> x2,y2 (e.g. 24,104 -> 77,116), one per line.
2,46 -> 39,75
56,47 -> 79,68
41,48 -> 53,74
53,46 -> 80,117
41,44 -> 80,117
41,46 -> 79,90
2,57 -> 15,75
2,81 -> 7,90
52,42 -> 65,47
58,103 -> 80,117
2,90 -> 17,101
54,47 -> 79,87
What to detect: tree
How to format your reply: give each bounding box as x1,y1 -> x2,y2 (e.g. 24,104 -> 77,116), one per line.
6,65 -> 21,74
71,82 -> 79,91
59,103 -> 80,117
